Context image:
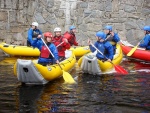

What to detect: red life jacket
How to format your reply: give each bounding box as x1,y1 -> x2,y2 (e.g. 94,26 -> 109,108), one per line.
52,36 -> 64,52
63,31 -> 75,46
40,45 -> 52,58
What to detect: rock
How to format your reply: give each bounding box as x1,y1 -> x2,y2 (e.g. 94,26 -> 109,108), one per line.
114,23 -> 124,31
0,11 -> 8,21
10,26 -> 25,33
84,9 -> 92,17
5,36 -> 12,44
77,17 -> 83,25
80,2 -> 88,8
127,13 -> 140,19
90,11 -> 103,18
126,29 -> 136,42
145,18 -> 150,25
137,20 -> 145,29
12,0 -> 19,9
105,0 -> 112,11
0,21 -> 6,30
118,31 -> 126,40
84,17 -> 93,24
142,8 -> 150,15
0,0 -> 5,8
79,24 -> 87,32
55,10 -> 64,17
19,0 -> 24,9
112,0 -> 119,12
47,0 -> 54,8
5,0 -> 12,9
12,33 -> 24,41
124,5 -> 136,12
125,21 -> 138,30
17,10 -> 27,24
98,2 -> 104,11
35,13 -> 46,24
27,1 -> 37,16
9,11 -> 17,23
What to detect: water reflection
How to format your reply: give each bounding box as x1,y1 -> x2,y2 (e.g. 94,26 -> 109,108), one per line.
0,56 -> 150,113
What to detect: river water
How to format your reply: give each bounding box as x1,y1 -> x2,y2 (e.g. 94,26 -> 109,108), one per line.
0,55 -> 150,113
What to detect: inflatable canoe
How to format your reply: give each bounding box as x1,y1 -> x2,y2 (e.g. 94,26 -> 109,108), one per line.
13,50 -> 76,84
0,43 -> 90,57
78,44 -> 123,75
120,40 -> 150,61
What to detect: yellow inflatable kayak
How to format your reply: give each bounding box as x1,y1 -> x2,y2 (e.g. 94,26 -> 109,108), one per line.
13,50 -> 76,84
0,43 -> 90,57
78,44 -> 123,74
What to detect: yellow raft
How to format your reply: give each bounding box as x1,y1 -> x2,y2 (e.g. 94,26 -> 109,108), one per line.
13,50 -> 76,84
0,43 -> 90,57
78,44 -> 123,74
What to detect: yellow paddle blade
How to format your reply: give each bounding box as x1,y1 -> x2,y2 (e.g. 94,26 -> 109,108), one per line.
127,45 -> 138,56
62,70 -> 76,84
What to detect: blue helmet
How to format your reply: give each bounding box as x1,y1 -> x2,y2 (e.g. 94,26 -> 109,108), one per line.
104,25 -> 112,31
96,31 -> 106,39
69,26 -> 76,30
142,26 -> 150,32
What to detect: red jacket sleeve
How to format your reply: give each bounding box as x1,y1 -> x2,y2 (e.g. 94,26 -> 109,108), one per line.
62,38 -> 71,49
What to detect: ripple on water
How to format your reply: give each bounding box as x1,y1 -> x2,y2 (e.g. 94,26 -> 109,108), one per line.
0,56 -> 150,113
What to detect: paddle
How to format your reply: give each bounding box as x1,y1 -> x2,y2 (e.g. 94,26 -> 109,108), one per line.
56,41 -> 64,48
127,38 -> 144,56
41,38 -> 76,84
90,42 -> 128,74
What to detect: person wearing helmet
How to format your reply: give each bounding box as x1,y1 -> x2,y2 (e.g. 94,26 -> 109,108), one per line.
63,25 -> 78,46
32,32 -> 59,66
139,26 -> 150,50
52,27 -> 70,61
27,22 -> 42,47
88,31 -> 114,62
104,25 -> 120,54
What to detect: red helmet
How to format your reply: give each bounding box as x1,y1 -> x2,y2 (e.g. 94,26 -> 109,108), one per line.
44,32 -> 53,38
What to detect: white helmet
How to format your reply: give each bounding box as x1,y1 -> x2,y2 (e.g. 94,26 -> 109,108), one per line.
32,22 -> 39,27
54,27 -> 61,32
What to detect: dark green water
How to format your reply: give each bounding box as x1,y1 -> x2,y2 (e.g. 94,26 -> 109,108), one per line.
0,56 -> 150,113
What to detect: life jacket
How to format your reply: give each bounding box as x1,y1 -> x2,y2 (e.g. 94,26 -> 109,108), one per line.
40,43 -> 52,59
52,36 -> 64,52
32,29 -> 40,39
63,31 -> 75,46
106,34 -> 116,45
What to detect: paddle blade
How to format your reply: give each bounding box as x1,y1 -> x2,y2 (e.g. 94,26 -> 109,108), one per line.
127,45 -> 138,56
62,70 -> 76,84
114,65 -> 128,74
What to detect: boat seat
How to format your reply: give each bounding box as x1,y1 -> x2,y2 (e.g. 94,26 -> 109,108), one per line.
17,59 -> 48,84
81,54 -> 102,75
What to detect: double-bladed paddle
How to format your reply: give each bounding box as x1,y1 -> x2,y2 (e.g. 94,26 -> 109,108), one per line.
41,38 -> 76,84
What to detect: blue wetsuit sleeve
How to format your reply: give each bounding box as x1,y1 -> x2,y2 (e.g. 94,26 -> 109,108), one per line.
50,44 -> 59,60
113,33 -> 120,42
139,35 -> 150,48
32,39 -> 43,50
105,42 -> 114,60
28,29 -> 33,42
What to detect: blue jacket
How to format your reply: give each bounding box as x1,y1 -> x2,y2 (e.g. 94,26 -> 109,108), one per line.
89,41 -> 114,60
32,39 -> 59,63
106,33 -> 120,53
106,33 -> 120,42
139,34 -> 150,50
27,28 -> 42,46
